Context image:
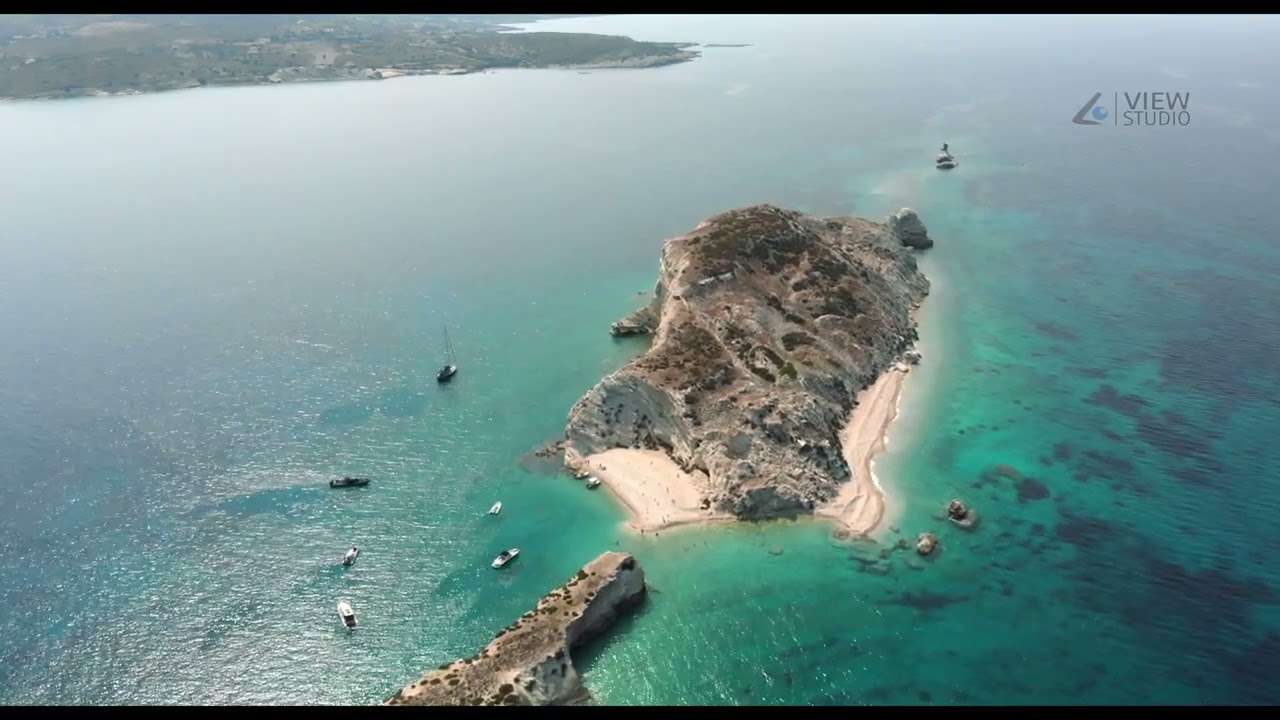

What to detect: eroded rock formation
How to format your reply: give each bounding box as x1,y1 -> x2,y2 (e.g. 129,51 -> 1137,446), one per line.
384,552 -> 646,706
564,205 -> 931,521
886,208 -> 934,249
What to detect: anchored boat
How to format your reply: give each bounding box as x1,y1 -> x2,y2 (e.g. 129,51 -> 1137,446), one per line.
936,142 -> 958,170
337,601 -> 358,630
436,322 -> 459,383
491,548 -> 520,569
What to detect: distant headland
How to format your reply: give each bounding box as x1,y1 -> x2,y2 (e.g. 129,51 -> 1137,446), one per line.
564,205 -> 934,537
0,14 -> 700,101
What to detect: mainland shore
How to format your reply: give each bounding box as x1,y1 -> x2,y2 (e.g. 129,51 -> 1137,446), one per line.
578,357 -> 915,537
0,15 -> 699,102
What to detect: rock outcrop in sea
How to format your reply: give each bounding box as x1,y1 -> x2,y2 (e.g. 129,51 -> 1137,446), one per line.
564,204 -> 932,521
384,552 -> 646,706
886,208 -> 934,249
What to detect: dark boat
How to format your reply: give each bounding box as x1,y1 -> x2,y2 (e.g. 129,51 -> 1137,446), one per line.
330,477 -> 370,489
436,322 -> 458,383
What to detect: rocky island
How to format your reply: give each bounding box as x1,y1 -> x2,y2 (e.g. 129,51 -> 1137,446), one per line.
385,552 -> 646,706
565,205 -> 933,536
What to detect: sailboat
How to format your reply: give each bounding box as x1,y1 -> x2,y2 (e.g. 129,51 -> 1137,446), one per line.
436,323 -> 458,383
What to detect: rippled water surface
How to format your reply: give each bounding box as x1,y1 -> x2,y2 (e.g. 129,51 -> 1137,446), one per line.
2,14 -> 1278,705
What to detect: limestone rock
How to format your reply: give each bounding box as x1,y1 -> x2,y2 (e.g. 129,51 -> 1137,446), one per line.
384,552 -> 646,706
916,532 -> 939,555
886,207 -> 934,250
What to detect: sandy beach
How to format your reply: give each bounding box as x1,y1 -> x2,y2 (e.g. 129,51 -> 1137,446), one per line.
814,364 -> 909,536
579,449 -> 732,533
577,361 -> 911,536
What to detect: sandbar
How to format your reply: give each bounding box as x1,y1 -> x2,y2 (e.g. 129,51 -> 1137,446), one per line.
814,363 -> 909,536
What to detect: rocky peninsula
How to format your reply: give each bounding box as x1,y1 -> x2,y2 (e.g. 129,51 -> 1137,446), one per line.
385,552 -> 646,706
565,205 -> 933,536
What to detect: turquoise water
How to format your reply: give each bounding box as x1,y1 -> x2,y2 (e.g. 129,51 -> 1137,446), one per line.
2,14 -> 1279,705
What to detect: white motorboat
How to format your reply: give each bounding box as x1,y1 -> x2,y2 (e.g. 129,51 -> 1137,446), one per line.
585,477 -> 601,489
491,548 -> 520,569
488,501 -> 502,515
337,601 -> 358,630
342,546 -> 359,566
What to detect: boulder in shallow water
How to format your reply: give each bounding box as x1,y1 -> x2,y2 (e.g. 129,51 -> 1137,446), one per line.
915,532 -> 939,555
946,499 -> 979,529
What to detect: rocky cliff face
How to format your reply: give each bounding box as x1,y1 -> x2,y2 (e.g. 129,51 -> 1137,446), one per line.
565,205 -> 931,520
384,552 -> 646,706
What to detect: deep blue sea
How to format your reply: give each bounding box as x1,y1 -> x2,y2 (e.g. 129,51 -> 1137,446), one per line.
2,14 -> 1279,705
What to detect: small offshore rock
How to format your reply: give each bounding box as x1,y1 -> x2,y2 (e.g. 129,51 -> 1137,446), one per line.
915,532 -> 939,556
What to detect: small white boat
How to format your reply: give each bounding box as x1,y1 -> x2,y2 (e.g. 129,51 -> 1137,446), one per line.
342,546 -> 359,566
585,477 -> 601,489
491,548 -> 520,569
573,469 -> 591,480
337,601 -> 358,630
488,501 -> 502,515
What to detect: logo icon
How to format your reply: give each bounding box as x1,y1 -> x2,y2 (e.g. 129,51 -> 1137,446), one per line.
1072,92 -> 1108,125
